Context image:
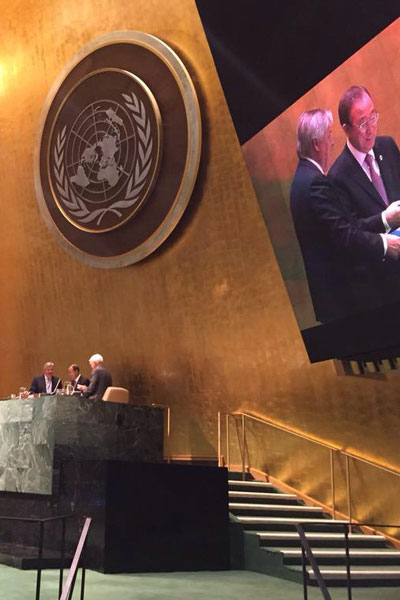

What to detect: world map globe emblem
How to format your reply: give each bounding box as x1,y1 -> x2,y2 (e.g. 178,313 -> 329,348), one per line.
70,101 -> 130,193
35,31 -> 201,267
49,69 -> 162,233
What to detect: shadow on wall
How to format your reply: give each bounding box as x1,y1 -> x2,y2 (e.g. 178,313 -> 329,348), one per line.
110,353 -> 238,457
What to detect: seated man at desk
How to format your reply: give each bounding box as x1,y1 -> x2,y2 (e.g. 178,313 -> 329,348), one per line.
67,364 -> 90,392
77,353 -> 112,401
30,362 -> 62,394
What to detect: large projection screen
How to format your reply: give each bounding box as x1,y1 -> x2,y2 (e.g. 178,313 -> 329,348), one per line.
242,19 -> 400,362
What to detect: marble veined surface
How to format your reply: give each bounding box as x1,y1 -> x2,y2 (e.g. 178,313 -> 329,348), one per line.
0,396 -> 164,495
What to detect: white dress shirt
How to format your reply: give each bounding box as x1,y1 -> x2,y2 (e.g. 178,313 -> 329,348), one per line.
346,140 -> 388,254
305,157 -> 324,174
45,376 -> 52,394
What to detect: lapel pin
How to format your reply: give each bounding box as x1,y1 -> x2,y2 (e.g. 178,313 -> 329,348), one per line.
379,154 -> 383,161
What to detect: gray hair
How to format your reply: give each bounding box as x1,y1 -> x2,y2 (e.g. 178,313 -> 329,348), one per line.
89,353 -> 103,364
43,362 -> 54,369
296,109 -> 333,159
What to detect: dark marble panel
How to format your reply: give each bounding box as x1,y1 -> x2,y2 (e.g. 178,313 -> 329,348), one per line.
0,397 -> 164,495
0,461 -> 229,573
53,398 -> 164,462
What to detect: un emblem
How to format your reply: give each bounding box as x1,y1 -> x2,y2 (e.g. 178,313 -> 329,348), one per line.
51,69 -> 161,233
35,32 -> 201,267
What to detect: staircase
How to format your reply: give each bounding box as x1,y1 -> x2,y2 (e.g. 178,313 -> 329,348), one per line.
229,477 -> 400,587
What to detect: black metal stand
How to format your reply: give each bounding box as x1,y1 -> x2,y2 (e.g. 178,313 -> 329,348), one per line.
301,545 -> 308,600
296,520 -> 400,600
59,517 -> 67,598
0,513 -> 80,600
35,520 -> 44,600
60,517 -> 92,600
344,524 -> 352,600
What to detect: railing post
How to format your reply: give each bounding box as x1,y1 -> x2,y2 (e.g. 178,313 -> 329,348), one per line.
330,449 -> 336,520
301,545 -> 308,600
344,523 -> 352,600
60,517 -> 92,600
79,535 -> 88,600
35,520 -> 44,600
217,412 -> 221,467
241,414 -> 246,481
59,517 -> 67,598
225,414 -> 230,472
166,406 -> 171,464
80,565 -> 86,600
345,454 -> 352,532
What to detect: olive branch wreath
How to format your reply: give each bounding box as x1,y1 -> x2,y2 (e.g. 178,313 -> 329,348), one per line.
53,92 -> 153,227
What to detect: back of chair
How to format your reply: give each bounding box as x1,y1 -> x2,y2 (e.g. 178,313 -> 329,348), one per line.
102,386 -> 129,404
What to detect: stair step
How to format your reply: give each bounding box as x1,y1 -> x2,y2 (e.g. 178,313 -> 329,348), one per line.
230,503 -> 325,518
228,481 -> 276,493
285,564 -> 400,586
229,491 -> 298,505
238,516 -> 348,533
229,502 -> 322,512
270,547 -> 400,566
268,548 -> 400,557
232,478 -> 400,587
227,472 -> 255,481
228,479 -> 272,487
309,566 -> 400,580
239,516 -> 336,523
279,548 -> 400,559
256,532 -> 388,548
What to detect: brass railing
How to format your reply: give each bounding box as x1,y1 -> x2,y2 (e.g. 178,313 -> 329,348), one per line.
218,411 -> 400,525
165,405 -> 171,462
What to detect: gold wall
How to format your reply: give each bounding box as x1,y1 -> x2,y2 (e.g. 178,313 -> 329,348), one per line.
1,0 -> 400,528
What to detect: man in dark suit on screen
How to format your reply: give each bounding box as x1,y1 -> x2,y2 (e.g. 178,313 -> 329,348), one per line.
290,108 -> 400,323
328,85 -> 400,311
30,362 -> 62,394
78,353 -> 112,401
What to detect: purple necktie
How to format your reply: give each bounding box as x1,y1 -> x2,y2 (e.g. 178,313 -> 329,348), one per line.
364,153 -> 388,206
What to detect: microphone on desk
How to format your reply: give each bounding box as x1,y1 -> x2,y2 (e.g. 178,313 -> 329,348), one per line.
50,379 -> 61,395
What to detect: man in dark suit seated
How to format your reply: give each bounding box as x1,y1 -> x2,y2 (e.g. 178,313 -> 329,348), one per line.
30,362 -> 62,394
290,108 -> 400,323
78,353 -> 112,401
67,364 -> 90,392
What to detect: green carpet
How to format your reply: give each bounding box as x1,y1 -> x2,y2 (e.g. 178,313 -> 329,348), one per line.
1,566 -> 400,599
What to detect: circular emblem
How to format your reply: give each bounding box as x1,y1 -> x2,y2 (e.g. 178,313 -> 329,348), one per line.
35,31 -> 201,267
51,69 -> 162,233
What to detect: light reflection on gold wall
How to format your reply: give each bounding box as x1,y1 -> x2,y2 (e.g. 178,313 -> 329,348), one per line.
1,1 -> 400,530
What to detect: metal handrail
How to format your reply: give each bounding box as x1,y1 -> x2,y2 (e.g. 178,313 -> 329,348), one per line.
296,523 -> 332,600
230,412 -> 339,451
298,521 -> 400,600
227,411 -> 400,477
218,411 -> 400,525
0,513 -> 75,600
60,516 -> 92,600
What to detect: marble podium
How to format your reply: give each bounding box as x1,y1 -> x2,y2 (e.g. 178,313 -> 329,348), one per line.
0,395 -> 164,495
0,397 -> 229,573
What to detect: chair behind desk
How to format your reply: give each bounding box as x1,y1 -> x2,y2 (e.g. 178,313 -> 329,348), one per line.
102,387 -> 129,404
